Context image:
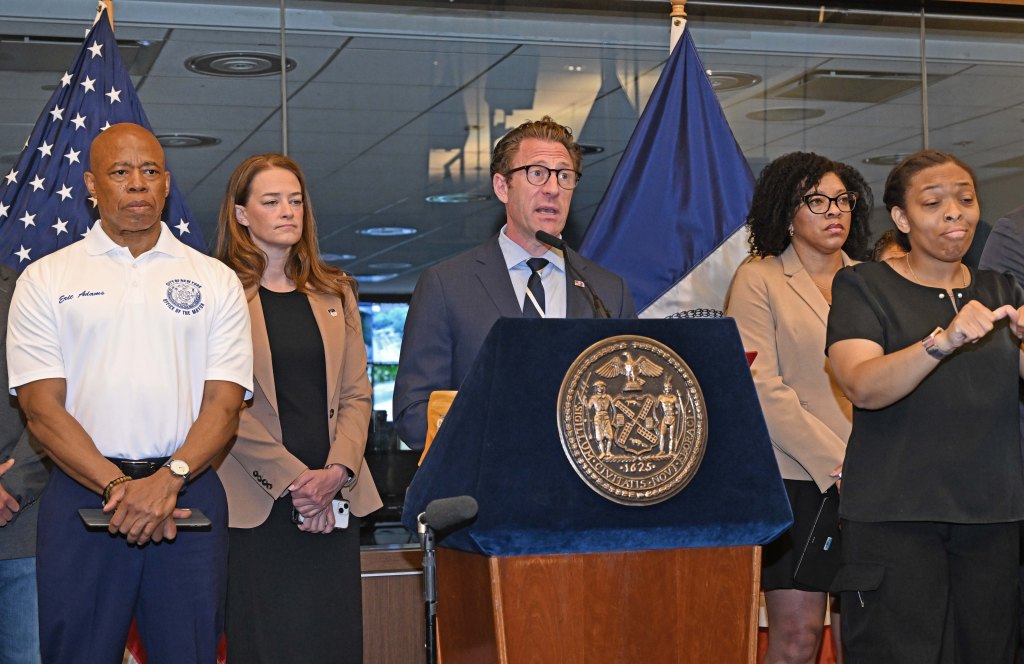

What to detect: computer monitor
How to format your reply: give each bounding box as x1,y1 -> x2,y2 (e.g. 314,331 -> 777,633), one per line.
358,299 -> 409,422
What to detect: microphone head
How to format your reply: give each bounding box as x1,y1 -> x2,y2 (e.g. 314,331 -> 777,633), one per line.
535,230 -> 566,250
423,495 -> 479,532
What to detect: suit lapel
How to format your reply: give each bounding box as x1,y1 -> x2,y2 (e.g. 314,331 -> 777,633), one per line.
308,290 -> 343,409
475,236 -> 522,318
564,248 -> 592,318
781,244 -> 852,327
247,289 -> 279,415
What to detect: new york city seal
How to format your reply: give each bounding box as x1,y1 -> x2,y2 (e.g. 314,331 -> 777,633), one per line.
557,335 -> 708,505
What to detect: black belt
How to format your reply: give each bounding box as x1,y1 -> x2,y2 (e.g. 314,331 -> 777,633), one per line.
106,457 -> 170,480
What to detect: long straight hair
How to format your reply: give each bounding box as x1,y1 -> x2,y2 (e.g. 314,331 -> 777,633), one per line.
214,153 -> 355,306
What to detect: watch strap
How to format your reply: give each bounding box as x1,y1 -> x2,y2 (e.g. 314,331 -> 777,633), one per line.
922,326 -> 950,360
326,463 -> 356,488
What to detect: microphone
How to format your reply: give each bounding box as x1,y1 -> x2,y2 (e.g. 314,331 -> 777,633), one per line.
535,231 -> 611,318
417,495 -> 476,664
419,495 -> 479,532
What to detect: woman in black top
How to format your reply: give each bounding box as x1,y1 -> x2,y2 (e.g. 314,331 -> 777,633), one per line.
827,150 -> 1024,663
214,154 -> 381,663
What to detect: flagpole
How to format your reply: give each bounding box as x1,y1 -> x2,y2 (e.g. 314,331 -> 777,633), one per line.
279,0 -> 289,156
670,0 -> 687,51
98,0 -> 114,28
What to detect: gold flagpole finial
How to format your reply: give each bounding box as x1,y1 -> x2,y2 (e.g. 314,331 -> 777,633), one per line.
670,0 -> 687,22
97,0 -> 114,28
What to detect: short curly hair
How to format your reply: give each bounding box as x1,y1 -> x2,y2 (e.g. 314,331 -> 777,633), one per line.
746,151 -> 873,259
490,116 -> 582,177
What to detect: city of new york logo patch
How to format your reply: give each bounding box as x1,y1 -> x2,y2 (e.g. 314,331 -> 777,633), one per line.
163,278 -> 204,315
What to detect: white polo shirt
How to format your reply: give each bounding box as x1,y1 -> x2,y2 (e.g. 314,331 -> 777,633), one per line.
7,221 -> 254,459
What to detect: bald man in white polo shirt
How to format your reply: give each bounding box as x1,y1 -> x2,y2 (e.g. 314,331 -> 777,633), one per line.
6,123 -> 253,664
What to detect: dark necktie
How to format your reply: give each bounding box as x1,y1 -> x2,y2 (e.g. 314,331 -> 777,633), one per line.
523,257 -> 548,318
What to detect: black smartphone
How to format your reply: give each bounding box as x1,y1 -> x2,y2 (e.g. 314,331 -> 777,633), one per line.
78,507 -> 212,530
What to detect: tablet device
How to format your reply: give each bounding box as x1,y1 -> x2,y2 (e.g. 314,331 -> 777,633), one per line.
78,507 -> 212,530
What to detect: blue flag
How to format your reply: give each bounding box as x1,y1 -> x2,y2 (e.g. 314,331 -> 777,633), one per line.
0,8 -> 206,270
579,29 -> 753,316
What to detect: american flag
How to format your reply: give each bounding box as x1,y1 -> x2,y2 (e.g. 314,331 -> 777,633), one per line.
0,7 -> 207,270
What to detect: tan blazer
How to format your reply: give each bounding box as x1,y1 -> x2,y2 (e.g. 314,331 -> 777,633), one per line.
725,244 -> 854,491
216,285 -> 382,528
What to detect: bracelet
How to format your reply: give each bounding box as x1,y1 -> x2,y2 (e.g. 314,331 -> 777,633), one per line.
102,475 -> 132,504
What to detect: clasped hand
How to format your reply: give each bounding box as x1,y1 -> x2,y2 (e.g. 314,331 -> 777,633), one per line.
289,466 -> 347,534
103,474 -> 190,546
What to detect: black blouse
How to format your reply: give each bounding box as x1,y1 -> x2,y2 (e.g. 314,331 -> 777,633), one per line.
826,261 -> 1024,523
260,287 -> 330,469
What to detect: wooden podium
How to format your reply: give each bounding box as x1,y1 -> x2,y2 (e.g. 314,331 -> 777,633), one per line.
403,319 -> 790,664
436,546 -> 761,663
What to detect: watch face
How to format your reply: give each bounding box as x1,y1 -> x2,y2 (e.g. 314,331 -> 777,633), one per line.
169,459 -> 190,477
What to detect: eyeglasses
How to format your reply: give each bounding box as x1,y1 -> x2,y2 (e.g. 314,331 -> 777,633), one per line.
801,192 -> 858,214
506,164 -> 582,190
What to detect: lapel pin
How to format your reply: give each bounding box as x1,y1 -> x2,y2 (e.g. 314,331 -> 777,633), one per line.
328,308 -> 338,317
574,280 -> 585,288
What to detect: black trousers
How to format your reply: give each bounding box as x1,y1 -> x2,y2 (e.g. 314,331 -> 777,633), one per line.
838,520 -> 1019,664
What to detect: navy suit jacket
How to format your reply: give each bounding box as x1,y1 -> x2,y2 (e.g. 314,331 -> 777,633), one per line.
980,204 -> 1024,455
393,235 -> 637,449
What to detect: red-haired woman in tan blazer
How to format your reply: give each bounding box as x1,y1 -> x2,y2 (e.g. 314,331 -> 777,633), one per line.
214,153 -> 381,664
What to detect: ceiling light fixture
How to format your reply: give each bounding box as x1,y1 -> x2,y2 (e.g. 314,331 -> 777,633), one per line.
368,262 -> 412,270
356,227 -> 417,237
425,193 -> 491,204
185,52 -> 296,77
352,273 -> 399,283
862,154 -> 912,166
321,253 -> 356,263
769,70 -> 936,104
156,134 -> 221,148
746,108 -> 826,122
705,71 -> 761,92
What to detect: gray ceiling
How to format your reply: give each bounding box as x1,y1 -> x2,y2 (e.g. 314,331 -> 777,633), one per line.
2,0 -> 1024,293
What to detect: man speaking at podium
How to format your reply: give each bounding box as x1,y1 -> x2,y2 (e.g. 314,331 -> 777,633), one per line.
394,116 -> 636,450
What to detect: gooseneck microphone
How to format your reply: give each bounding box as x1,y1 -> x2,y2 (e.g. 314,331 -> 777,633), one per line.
420,495 -> 479,532
535,230 -> 611,318
417,495 -> 478,664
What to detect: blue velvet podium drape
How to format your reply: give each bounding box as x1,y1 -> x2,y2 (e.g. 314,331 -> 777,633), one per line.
403,318 -> 791,556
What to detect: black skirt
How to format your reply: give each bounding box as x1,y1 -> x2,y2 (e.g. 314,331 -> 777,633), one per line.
226,498 -> 363,663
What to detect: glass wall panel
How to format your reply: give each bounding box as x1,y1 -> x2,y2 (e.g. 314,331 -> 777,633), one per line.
3,2 -> 1023,290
